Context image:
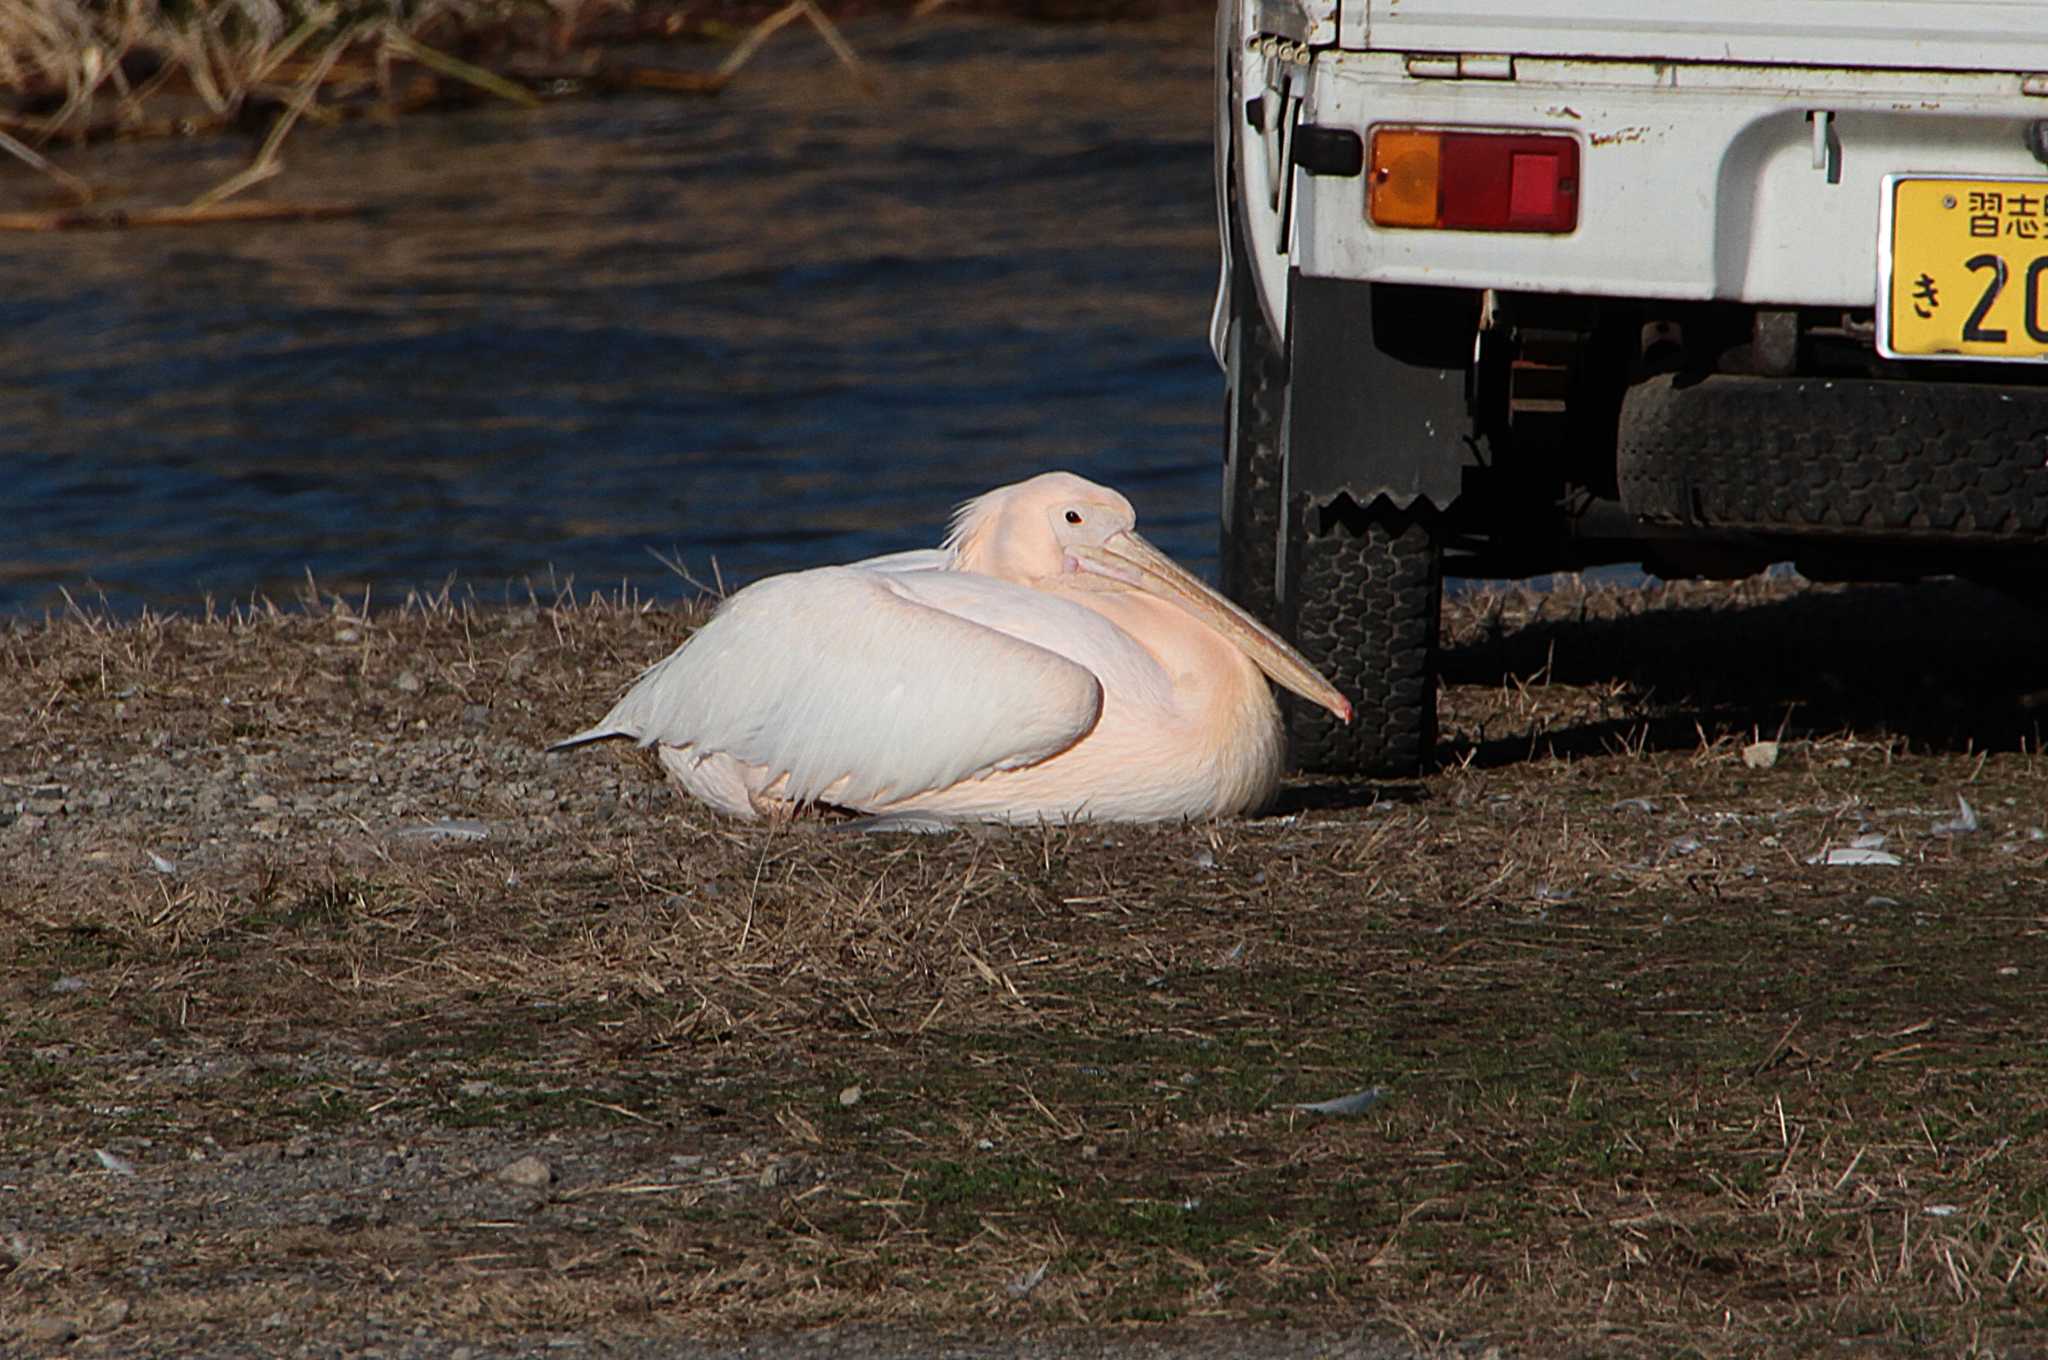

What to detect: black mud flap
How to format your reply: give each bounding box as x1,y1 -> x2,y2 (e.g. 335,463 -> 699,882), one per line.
1282,270 -> 1479,515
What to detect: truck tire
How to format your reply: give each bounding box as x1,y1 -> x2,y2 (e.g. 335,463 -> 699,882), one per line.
1618,373 -> 2048,537
1286,500 -> 1442,777
1219,209 -> 1448,778
1219,268 -> 1444,778
1219,220 -> 1287,628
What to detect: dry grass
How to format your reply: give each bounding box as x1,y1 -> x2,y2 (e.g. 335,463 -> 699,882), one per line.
3,574 -> 2046,1356
1,1 -> 599,125
0,0 -> 878,212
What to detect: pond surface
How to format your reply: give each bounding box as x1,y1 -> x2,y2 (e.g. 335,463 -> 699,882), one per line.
0,16 -> 1221,616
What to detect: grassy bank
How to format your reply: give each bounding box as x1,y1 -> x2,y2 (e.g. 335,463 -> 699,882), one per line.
1,0 -> 1202,220
4,1 -> 613,134
0,0 -> 1181,153
1,0 -> 873,213
3,574 -> 2044,1356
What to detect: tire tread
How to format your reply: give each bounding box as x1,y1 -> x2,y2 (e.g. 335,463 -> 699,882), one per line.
1618,375 -> 2048,537
1287,507 -> 1440,776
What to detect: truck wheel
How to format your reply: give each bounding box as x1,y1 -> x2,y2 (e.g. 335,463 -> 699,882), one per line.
1619,373 -> 2048,537
1219,223 -> 1287,628
1219,210 -> 1450,778
1286,499 -> 1442,776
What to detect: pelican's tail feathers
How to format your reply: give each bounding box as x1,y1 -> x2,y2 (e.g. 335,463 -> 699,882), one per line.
546,725 -> 628,753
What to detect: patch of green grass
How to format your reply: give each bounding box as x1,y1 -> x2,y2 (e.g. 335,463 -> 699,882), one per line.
240,1067 -> 371,1131
299,1087 -> 369,1130
908,1156 -> 1067,1236
4,1013 -> 77,1048
0,1050 -> 67,1107
19,922 -> 124,972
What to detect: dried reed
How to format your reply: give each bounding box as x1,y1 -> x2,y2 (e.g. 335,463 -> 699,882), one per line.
0,0 -> 864,215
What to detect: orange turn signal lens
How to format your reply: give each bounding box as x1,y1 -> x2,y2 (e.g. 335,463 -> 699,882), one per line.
1367,128 -> 1443,228
1368,127 -> 1579,233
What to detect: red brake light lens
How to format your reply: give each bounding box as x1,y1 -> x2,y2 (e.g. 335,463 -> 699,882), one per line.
1369,128 -> 1579,233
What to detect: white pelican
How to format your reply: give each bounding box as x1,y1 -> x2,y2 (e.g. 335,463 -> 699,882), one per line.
553,471 -> 1351,824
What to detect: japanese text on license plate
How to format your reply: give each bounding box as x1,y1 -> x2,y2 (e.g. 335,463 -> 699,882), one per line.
1880,175 -> 2048,362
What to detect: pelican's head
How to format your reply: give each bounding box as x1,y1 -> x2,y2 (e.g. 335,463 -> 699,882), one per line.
945,471 -> 1351,723
944,471 -> 1137,582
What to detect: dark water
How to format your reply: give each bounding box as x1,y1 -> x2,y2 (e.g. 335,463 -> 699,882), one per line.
0,18 -> 1222,616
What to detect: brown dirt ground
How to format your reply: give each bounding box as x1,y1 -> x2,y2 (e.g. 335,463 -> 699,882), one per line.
3,573 -> 2046,1359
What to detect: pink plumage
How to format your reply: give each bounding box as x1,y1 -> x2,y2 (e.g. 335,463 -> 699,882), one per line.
554,471 -> 1350,824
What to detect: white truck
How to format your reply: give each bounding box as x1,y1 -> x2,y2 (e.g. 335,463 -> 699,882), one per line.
1214,0 -> 2048,774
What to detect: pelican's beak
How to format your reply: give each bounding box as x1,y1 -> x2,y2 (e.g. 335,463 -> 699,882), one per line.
1071,532 -> 1353,723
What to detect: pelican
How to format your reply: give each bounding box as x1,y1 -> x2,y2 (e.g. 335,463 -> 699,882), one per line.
552,471 -> 1351,824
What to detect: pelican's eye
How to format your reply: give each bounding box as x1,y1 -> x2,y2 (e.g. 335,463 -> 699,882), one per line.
1065,510 -> 1083,525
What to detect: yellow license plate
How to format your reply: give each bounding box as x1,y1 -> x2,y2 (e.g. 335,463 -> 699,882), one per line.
1881,175 -> 2048,362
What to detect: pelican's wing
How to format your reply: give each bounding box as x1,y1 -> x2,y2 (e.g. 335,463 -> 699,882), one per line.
555,566 -> 1106,807
849,547 -> 951,573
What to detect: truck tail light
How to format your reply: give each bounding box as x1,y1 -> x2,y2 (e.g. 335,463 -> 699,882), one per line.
1368,128 -> 1579,233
